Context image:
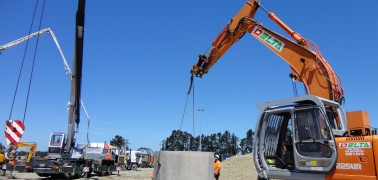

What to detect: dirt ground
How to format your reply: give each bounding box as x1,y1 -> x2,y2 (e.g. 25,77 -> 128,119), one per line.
1,168 -> 154,180
2,154 -> 258,179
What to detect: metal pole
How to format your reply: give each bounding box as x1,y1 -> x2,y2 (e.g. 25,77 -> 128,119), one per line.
197,109 -> 204,151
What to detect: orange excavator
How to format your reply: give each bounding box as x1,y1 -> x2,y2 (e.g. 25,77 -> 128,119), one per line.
191,0 -> 377,179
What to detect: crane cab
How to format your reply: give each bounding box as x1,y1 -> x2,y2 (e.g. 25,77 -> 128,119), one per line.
47,133 -> 65,160
253,95 -> 348,179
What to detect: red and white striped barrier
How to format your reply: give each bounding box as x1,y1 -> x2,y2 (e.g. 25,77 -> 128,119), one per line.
4,120 -> 25,146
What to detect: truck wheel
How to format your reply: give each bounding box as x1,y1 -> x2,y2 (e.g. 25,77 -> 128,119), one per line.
36,173 -> 49,177
78,171 -> 91,178
257,176 -> 269,180
50,174 -> 61,179
96,171 -> 107,176
61,173 -> 74,179
131,164 -> 138,171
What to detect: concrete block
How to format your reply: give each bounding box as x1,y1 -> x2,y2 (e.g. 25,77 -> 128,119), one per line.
153,151 -> 213,180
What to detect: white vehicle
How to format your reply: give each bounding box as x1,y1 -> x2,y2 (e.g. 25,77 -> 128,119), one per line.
118,149 -> 141,170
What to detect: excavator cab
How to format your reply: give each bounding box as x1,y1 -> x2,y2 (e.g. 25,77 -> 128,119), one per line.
253,95 -> 346,179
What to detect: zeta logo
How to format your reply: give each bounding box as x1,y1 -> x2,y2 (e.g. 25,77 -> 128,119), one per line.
252,27 -> 285,52
339,142 -> 371,148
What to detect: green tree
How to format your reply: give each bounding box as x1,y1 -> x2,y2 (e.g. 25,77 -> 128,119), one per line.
110,135 -> 129,149
161,130 -> 244,155
161,130 -> 182,151
240,129 -> 254,154
161,130 -> 199,151
230,133 -> 239,155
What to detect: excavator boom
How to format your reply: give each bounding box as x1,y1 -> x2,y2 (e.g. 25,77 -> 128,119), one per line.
191,0 -> 259,77
191,0 -> 344,104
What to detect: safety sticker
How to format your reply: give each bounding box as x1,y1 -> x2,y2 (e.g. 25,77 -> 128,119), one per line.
252,27 -> 285,52
339,142 -> 370,156
339,142 -> 371,148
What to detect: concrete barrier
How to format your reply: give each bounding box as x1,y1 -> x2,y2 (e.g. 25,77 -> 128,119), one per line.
153,151 -> 213,180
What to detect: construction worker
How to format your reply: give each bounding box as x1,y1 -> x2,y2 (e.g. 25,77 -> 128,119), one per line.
105,149 -> 111,160
8,158 -> 16,179
214,155 -> 221,180
6,148 -> 17,179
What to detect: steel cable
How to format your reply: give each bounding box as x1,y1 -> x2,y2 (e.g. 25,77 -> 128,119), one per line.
22,0 -> 46,124
167,74 -> 194,150
8,0 -> 40,120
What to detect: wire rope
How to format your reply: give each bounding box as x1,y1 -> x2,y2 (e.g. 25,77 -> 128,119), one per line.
167,75 -> 194,150
192,75 -> 195,138
22,0 -> 46,124
8,0 -> 40,120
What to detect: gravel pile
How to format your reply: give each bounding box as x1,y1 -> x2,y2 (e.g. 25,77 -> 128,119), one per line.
220,153 -> 258,180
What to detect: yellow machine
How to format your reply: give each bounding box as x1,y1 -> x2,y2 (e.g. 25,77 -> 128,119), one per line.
5,141 -> 37,172
15,142 -> 37,163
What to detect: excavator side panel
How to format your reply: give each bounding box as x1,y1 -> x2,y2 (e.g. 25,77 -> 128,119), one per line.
325,135 -> 377,179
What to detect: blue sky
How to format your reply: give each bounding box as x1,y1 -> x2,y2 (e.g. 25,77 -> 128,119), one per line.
0,0 -> 377,152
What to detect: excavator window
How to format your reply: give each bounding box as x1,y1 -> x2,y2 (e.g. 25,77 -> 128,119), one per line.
278,118 -> 294,169
262,112 -> 287,160
261,111 -> 294,169
325,109 -> 337,130
349,129 -> 363,136
294,108 -> 332,158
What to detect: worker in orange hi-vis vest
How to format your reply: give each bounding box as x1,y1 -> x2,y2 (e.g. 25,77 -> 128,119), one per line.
214,155 -> 221,180
7,151 -> 16,179
105,149 -> 111,160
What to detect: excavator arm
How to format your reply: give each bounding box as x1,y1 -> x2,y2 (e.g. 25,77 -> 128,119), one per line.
191,0 -> 259,76
5,142 -> 36,163
191,0 -> 344,104
15,142 -> 36,163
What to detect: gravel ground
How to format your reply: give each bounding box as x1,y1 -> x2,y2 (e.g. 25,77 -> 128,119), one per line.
1,168 -> 153,180
220,153 -> 258,180
3,154 -> 258,179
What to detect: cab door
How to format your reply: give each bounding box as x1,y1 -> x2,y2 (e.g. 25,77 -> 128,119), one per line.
48,133 -> 65,158
292,107 -> 337,172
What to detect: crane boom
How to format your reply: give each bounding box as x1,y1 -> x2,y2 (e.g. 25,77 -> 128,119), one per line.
65,0 -> 86,154
0,28 -> 91,137
191,0 -> 344,104
0,28 -> 71,78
